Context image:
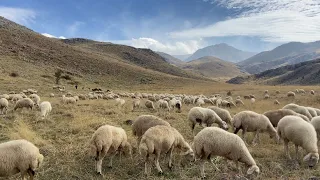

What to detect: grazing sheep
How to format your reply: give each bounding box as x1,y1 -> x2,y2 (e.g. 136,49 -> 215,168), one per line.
249,94 -> 256,99
277,116 -> 319,167
115,98 -> 125,107
276,90 -> 280,94
132,99 -> 140,110
274,100 -> 280,105
195,98 -> 205,107
145,100 -> 155,110
62,95 -> 76,104
207,106 -> 232,125
0,94 -> 9,100
264,94 -> 270,99
139,125 -> 194,175
29,94 -> 41,107
282,103 -> 312,120
49,93 -> 55,97
0,98 -> 9,115
311,116 -> 320,140
132,115 -> 170,144
89,125 -> 132,175
192,127 -> 260,178
250,98 -> 255,104
233,111 -> 279,144
73,96 -> 79,102
221,100 -> 232,108
14,98 -> 34,111
287,91 -> 295,98
311,90 -> 315,95
39,101 -> 52,119
158,100 -> 170,111
235,99 -> 245,106
264,109 -> 310,127
264,90 -> 269,94
244,95 -> 250,99
188,107 -> 229,135
0,139 -> 44,179
11,94 -> 23,104
78,94 -> 86,100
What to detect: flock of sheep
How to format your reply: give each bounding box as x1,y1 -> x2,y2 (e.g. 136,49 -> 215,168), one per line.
0,87 -> 319,179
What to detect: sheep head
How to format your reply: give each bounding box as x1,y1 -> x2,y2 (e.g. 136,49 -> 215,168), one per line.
303,152 -> 319,168
247,165 -> 260,175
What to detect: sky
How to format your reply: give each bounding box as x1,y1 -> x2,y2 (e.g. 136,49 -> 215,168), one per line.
1,0 -> 320,55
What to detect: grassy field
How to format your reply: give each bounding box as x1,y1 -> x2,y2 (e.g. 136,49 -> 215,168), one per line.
1,82 -> 320,180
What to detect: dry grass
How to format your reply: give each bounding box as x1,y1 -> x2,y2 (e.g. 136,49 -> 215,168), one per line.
0,83 -> 320,180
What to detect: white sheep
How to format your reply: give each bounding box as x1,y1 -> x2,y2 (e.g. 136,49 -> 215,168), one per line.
88,125 -> 132,175
29,94 -> 41,107
49,93 -> 55,98
158,99 -> 170,111
314,108 -> 320,116
139,125 -> 194,175
132,98 -> 140,111
263,109 -> 310,127
188,107 -> 228,135
282,103 -> 312,120
39,101 -> 52,119
233,111 -> 279,145
0,139 -> 44,179
287,91 -> 295,97
115,98 -> 125,107
277,116 -> 319,167
0,94 -> 9,100
0,98 -> 9,115
195,98 -> 205,107
14,98 -> 34,111
207,106 -> 232,125
264,94 -> 270,99
311,116 -> 320,140
145,100 -> 155,110
250,98 -> 255,104
311,90 -> 315,95
132,115 -> 170,145
192,127 -> 260,178
61,95 -> 76,104
235,99 -> 245,106
306,107 -> 317,118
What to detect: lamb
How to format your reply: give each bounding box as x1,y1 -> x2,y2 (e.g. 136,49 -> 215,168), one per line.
207,106 -> 232,125
0,139 -> 44,179
188,107 -> 229,135
132,115 -> 170,144
115,98 -> 125,107
192,127 -> 260,178
235,99 -> 245,106
311,116 -> 320,140
0,98 -> 8,115
263,109 -> 310,127
29,94 -> 41,107
145,100 -> 155,110
277,116 -> 319,167
39,101 -> 52,119
282,103 -> 312,120
287,91 -> 295,97
233,111 -> 279,144
14,98 -> 34,111
139,125 -> 194,175
88,125 -> 132,175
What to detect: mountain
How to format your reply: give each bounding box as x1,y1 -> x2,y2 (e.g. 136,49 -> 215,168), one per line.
186,43 -> 256,62
172,54 -> 191,61
228,58 -> 320,85
181,56 -> 247,78
238,41 -> 320,74
156,52 -> 185,66
0,16 -> 208,90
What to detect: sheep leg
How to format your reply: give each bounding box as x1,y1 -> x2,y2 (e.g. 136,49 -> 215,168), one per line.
200,159 -> 206,178
252,130 -> 260,145
144,154 -> 150,175
108,151 -> 118,168
295,145 -> 299,160
241,128 -> 248,145
20,171 -> 27,180
96,147 -> 108,175
168,147 -> 174,170
235,160 -> 242,174
284,140 -> 291,160
27,168 -> 35,180
154,151 -> 163,175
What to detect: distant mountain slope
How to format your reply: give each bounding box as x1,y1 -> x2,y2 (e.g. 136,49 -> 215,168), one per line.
186,43 -> 256,62
181,56 -> 247,78
0,16 -> 208,89
228,58 -> 320,85
172,54 -> 191,61
238,41 -> 320,74
156,52 -> 185,66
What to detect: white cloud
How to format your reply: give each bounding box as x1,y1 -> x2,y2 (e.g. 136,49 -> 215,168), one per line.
0,6 -> 36,25
171,0 -> 320,43
41,33 -> 66,39
67,21 -> 85,36
111,37 -> 203,55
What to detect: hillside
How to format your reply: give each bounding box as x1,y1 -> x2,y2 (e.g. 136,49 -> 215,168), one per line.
156,52 -> 185,66
238,41 -> 320,74
0,16 -> 208,90
186,43 -> 256,62
181,56 -> 247,78
172,54 -> 191,61
228,58 -> 320,85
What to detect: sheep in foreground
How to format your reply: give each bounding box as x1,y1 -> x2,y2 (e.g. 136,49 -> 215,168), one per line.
139,125 -> 194,175
188,107 -> 228,135
314,108 -> 320,116
263,109 -> 309,127
192,127 -> 260,178
311,116 -> 320,140
0,139 -> 44,179
282,103 -> 312,120
145,100 -> 155,110
14,98 -> 34,111
0,98 -> 8,115
207,106 -> 232,125
306,107 -> 317,118
277,116 -> 319,167
233,111 -> 279,145
39,101 -> 52,120
89,125 -> 132,175
29,94 -> 41,107
132,115 -> 170,145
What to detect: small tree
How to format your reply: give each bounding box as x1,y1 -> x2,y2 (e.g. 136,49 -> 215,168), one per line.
54,69 -> 63,84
